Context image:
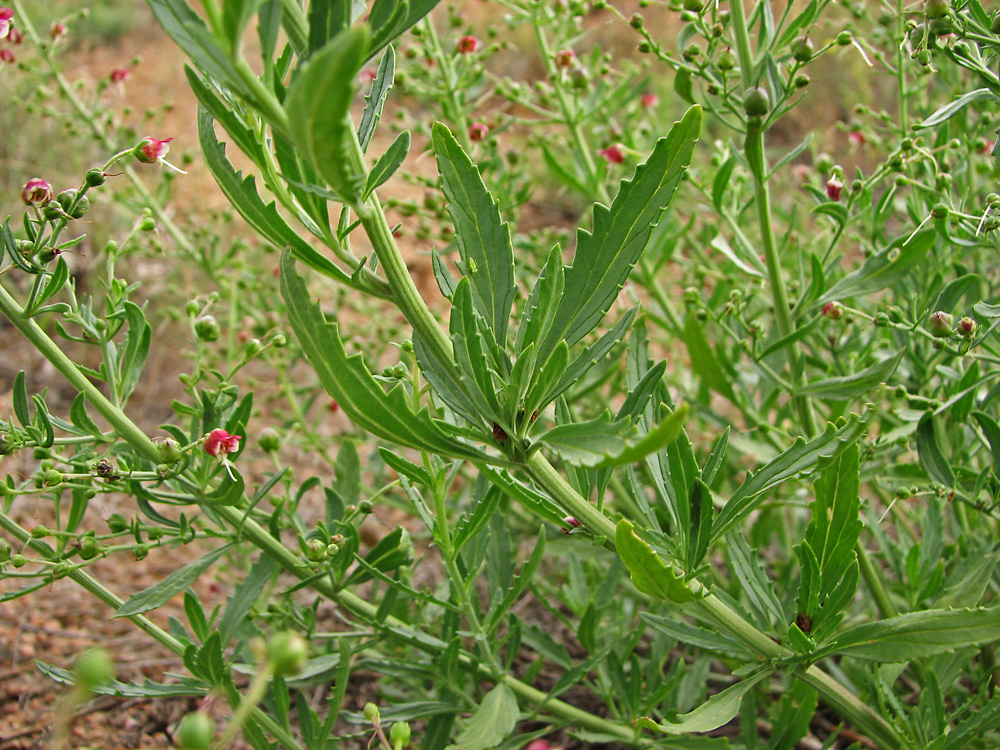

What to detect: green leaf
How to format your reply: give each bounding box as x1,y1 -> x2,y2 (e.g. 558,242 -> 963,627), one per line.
917,413 -> 955,488
727,531 -> 784,631
712,412 -> 869,543
795,541 -> 820,619
795,349 -> 904,401
115,546 -> 230,618
812,607 -> 1000,662
806,443 -> 862,603
197,106 -> 362,290
537,106 -> 701,362
684,314 -> 736,402
201,468 -> 246,506
285,26 -> 369,203
433,123 -> 516,344
445,683 -> 519,750
367,0 -> 439,60
616,520 -> 701,603
217,555 -> 276,645
972,411 -> 1000,475
636,670 -> 771,735
185,67 -> 267,167
221,0 -> 266,55
307,0 -> 354,59
358,46 -> 395,152
478,467 -> 568,528
348,527 -> 413,584
538,403 -> 687,469
449,278 -> 504,424
917,88 -> 998,129
12,370 -> 30,429
119,301 -> 151,402
280,252 -> 490,462
453,485 -> 503,552
817,230 -> 936,305
69,393 -> 104,439
365,130 -> 410,198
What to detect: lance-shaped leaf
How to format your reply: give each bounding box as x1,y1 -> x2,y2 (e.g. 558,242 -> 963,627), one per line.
368,0 -> 440,61
537,403 -> 688,469
811,607 -> 1000,662
616,520 -> 701,603
280,252 -> 491,462
712,412 -> 869,543
806,443 -> 863,604
221,0 -> 267,55
636,670 -> 771,735
817,230 -> 936,305
445,682 -> 519,750
433,123 -> 516,344
536,106 -> 701,364
307,0 -> 359,58
358,46 -> 395,152
198,107 -> 363,290
449,278 -> 504,425
365,130 -> 410,198
115,546 -> 230,618
285,27 -> 369,203
794,348 -> 905,401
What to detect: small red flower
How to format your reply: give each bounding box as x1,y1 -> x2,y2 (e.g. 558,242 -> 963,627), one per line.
7,26 -> 21,44
468,122 -> 489,142
50,22 -> 67,40
0,8 -> 12,40
598,144 -> 625,164
641,93 -> 659,109
204,428 -> 242,458
21,178 -> 52,206
555,49 -> 576,68
848,131 -> 865,146
110,67 -> 130,84
0,48 -> 14,64
526,742 -> 551,750
457,35 -> 480,54
979,138 -> 995,155
328,399 -> 340,413
134,136 -> 173,164
826,176 -> 843,201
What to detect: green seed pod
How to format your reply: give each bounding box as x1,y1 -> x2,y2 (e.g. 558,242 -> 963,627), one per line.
267,632 -> 309,676
931,203 -> 949,219
139,217 -> 156,231
924,0 -> 949,19
85,168 -> 106,187
107,513 -> 129,533
791,36 -> 814,62
175,711 -> 215,750
158,438 -> 183,464
11,553 -> 27,568
364,703 -> 381,723
74,648 -> 114,690
78,535 -> 101,560
928,310 -> 954,337
717,47 -> 737,70
836,30 -> 853,46
194,315 -> 220,342
56,189 -> 89,219
742,85 -> 770,117
184,300 -> 200,317
304,538 -> 326,562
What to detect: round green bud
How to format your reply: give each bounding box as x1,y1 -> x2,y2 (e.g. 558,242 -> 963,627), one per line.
743,85 -> 770,117
85,168 -> 106,187
78,536 -> 101,560
194,315 -> 220,342
74,648 -> 114,690
364,703 -> 381,722
158,438 -> 183,464
32,525 -> 51,539
359,500 -> 374,514
107,513 -> 129,533
924,0 -> 949,20
257,427 -> 281,453
305,538 -> 327,562
717,48 -> 737,70
816,153 -> 835,173
271,333 -> 287,348
389,721 -> 412,749
791,36 -> 814,62
928,310 -> 954,337
836,30 -> 853,46
267,631 -> 309,676
244,338 -> 263,357
11,553 -> 26,568
175,711 -> 215,750
184,300 -> 201,317
139,217 -> 156,231
56,189 -> 89,219
930,203 -> 949,219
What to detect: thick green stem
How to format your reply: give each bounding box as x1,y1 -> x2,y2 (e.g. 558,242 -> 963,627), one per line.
857,542 -> 897,619
797,665 -> 904,750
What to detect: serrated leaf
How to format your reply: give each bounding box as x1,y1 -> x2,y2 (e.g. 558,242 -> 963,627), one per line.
280,252 -> 489,462
684,314 -> 736,402
358,46 -> 395,151
538,403 -> 687,469
285,27 -> 369,203
636,670 -> 771,735
433,123 -> 516,344
365,130 -> 410,198
795,348 -> 904,401
712,412 -> 869,543
727,531 -> 784,631
812,607 -> 1000,662
115,546 -> 229,618
445,683 -> 518,750
367,0 -> 439,61
537,107 -> 701,362
616,520 -> 701,603
806,443 -> 862,603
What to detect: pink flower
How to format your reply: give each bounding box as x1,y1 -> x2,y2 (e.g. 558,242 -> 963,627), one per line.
110,67 -> 130,84
826,176 -> 843,201
526,742 -> 551,750
821,301 -> 844,320
848,131 -> 865,146
641,93 -> 659,109
204,429 -> 242,458
468,122 -> 489,142
598,144 -> 625,165
555,49 -> 576,68
0,48 -> 13,64
7,26 -> 21,44
134,136 -> 173,164
50,22 -> 67,40
21,178 -> 52,206
0,8 -> 12,40
457,35 -> 480,54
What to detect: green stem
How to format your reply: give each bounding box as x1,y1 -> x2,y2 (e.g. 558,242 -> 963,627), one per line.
0,283 -> 161,463
421,18 -> 473,153
856,542 -> 896,619
797,665 -> 904,750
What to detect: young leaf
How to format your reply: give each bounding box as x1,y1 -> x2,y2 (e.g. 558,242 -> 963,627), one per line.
365,130 -> 410,198
917,413 -> 955,488
817,230 -> 936,305
726,531 -> 784,631
433,123 -> 516,344
358,46 -> 395,152
616,520 -> 701,603
536,106 -> 701,363
806,443 -> 863,603
794,348 -> 905,402
285,27 -> 370,203
115,546 -> 230,618
221,0 -> 266,55
636,670 -> 771,735
367,0 -> 439,60
445,682 -> 519,750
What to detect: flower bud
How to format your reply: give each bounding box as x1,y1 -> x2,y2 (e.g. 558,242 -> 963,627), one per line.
555,49 -> 576,67
682,0 -> 703,11
717,47 -> 737,70
176,711 -> 215,750
74,648 -> 114,690
158,438 -> 183,464
821,301 -> 844,320
305,538 -> 326,561
359,500 -> 374,514
597,144 -> 625,164
11,553 -> 26,568
927,310 -> 953,337
57,189 -> 89,219
456,35 -> 480,54
742,86 -> 770,117
957,317 -> 976,337
257,427 -> 281,453
836,30 -> 853,45
85,168 -> 106,187
110,67 -> 130,84
107,513 -> 129,533
792,36 -> 814,62
924,0 -> 949,19
21,178 -> 53,206
194,315 -> 220,342
389,721 -> 411,749
267,631 -> 309,676
930,203 -> 949,219
364,703 -> 381,722
78,535 -> 101,560
826,177 -> 844,201
468,122 -> 489,142
134,136 -> 173,164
